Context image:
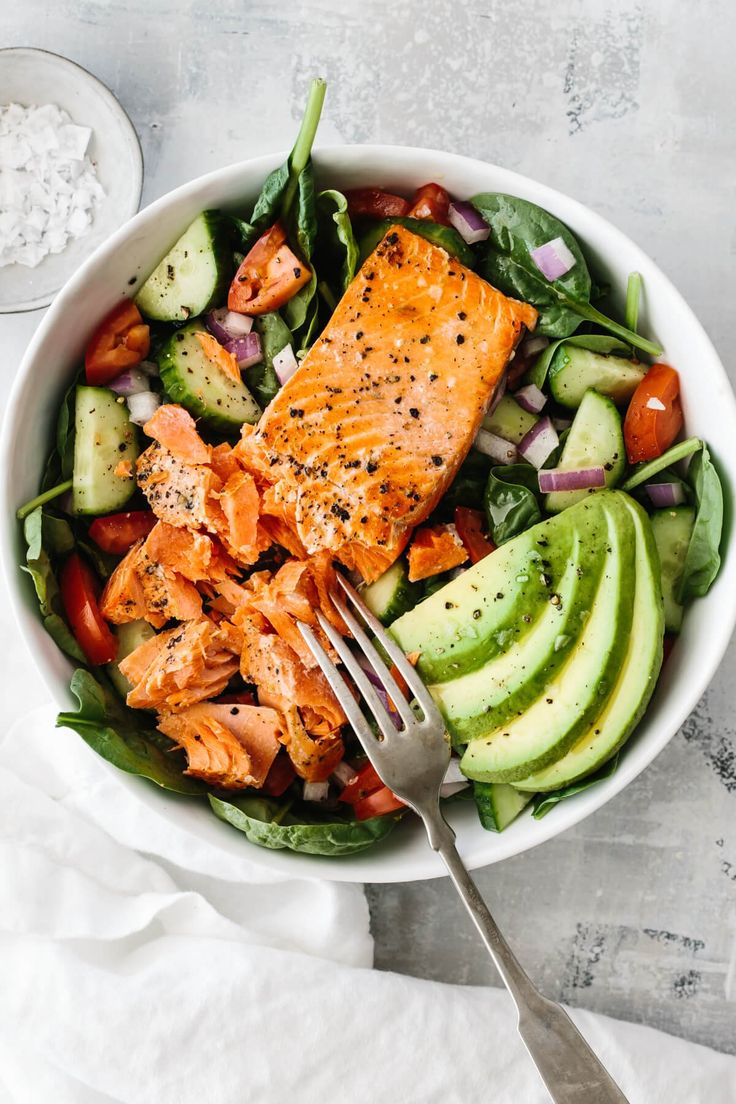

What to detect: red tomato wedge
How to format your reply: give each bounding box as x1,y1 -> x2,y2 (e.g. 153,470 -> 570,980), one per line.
227,221 -> 311,315
454,506 -> 496,563
339,761 -> 383,805
88,511 -> 157,555
344,188 -> 410,220
85,301 -> 150,386
407,182 -> 451,225
261,752 -> 297,797
624,363 -> 683,463
353,786 -> 405,820
60,553 -> 117,666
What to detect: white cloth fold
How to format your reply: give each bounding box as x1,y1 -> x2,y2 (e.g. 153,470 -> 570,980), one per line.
0,707 -> 733,1103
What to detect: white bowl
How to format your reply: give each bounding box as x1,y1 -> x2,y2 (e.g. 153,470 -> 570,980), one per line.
2,146 -> 735,883
0,48 -> 143,313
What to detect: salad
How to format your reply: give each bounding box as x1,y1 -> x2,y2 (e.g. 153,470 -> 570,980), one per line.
18,79 -> 724,857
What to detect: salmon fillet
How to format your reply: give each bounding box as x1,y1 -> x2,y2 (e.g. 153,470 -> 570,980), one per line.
242,225 -> 537,581
157,701 -> 282,788
119,617 -> 242,711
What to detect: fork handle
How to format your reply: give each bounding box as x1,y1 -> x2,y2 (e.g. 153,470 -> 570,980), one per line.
431,821 -> 629,1103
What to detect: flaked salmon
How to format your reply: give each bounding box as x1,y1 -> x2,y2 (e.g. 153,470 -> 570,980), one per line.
158,701 -> 282,788
119,617 -> 242,711
407,523 -> 469,582
240,225 -> 537,581
279,705 -> 344,783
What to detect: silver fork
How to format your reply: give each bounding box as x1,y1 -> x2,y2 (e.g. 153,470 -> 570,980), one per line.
298,574 -> 629,1104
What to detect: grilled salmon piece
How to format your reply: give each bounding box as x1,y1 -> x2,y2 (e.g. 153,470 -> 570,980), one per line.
157,701 -> 282,788
120,617 -> 242,711
143,403 -> 211,464
137,441 -> 221,532
279,705 -> 344,783
100,539 -> 202,627
242,225 -> 537,581
407,523 -> 468,582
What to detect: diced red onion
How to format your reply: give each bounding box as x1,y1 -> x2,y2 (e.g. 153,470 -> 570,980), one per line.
646,481 -> 686,508
646,396 -> 666,411
108,367 -> 151,396
551,415 -> 573,432
538,466 -> 606,493
488,373 -> 507,414
206,307 -> 253,343
448,200 -> 491,244
444,758 -> 466,785
225,332 -> 262,369
441,780 -> 470,799
529,236 -> 577,281
514,383 -> 547,415
354,652 -> 401,724
520,334 -> 549,357
518,417 -> 559,469
137,359 -> 160,378
273,343 -> 298,386
474,428 -> 518,464
303,780 -> 330,803
331,761 -> 358,788
127,391 -> 162,426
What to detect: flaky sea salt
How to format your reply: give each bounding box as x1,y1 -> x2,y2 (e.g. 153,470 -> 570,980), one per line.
0,102 -> 105,268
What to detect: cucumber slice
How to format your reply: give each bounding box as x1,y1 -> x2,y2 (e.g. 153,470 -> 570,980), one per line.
73,386 -> 139,515
483,395 -> 538,445
473,782 -> 532,831
135,212 -> 231,323
362,559 -> 421,625
107,620 -> 157,699
545,390 -> 625,514
158,323 -> 261,432
548,345 -> 646,409
650,506 -> 695,632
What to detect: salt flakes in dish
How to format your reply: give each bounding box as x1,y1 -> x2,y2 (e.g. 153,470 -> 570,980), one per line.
0,102 -> 105,269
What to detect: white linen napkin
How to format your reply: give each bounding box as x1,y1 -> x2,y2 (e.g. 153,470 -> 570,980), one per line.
0,708 -> 734,1104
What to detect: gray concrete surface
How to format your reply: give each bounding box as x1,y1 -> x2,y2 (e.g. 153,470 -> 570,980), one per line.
2,0 -> 735,1054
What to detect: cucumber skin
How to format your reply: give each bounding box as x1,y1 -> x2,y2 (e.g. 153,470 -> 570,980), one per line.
135,212 -> 231,324
73,386 -> 139,516
363,560 -> 421,625
548,346 -> 646,409
158,325 -> 261,434
545,391 -> 625,514
650,506 -> 695,633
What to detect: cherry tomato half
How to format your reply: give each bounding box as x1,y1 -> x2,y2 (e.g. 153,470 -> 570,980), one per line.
339,761 -> 383,805
624,363 -> 683,463
228,221 -> 312,315
85,301 -> 150,387
353,786 -> 405,820
60,553 -> 117,666
454,506 -> 496,564
88,511 -> 157,555
344,188 -> 410,220
407,182 -> 451,225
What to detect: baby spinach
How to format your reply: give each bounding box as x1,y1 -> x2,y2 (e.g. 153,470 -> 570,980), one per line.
209,793 -> 399,856
21,507 -> 84,663
471,193 -> 661,357
678,443 -> 724,602
249,313 -> 294,407
485,464 -> 543,545
58,669 -> 206,795
316,189 -> 359,299
525,333 -> 630,391
621,437 -> 702,492
531,754 -> 620,819
357,217 -> 476,269
625,271 -> 642,334
438,451 -> 492,515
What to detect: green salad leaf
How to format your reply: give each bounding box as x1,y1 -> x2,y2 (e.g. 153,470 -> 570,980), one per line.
471,193 -> 661,356
249,312 -> 294,407
621,437 -> 702,492
316,188 -> 359,299
485,464 -> 543,545
58,669 -> 206,795
525,333 -> 630,391
532,754 -> 620,819
678,443 -> 724,601
21,507 -> 85,663
436,450 -> 492,515
210,793 -> 399,856
357,216 -> 476,269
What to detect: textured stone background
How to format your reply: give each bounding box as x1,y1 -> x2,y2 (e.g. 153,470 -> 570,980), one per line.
3,0 -> 735,1054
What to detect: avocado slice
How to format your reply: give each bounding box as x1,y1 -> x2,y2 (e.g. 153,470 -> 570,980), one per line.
512,496 -> 664,792
459,494 -> 636,781
390,510 -> 582,686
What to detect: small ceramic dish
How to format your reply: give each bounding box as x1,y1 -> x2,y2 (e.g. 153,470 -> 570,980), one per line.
0,48 -> 143,313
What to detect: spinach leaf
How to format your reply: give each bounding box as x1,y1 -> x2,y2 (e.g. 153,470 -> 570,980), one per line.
471,193 -> 661,357
21,507 -> 85,663
439,451 -> 493,515
532,754 -> 620,819
358,217 -> 476,269
678,443 -> 724,601
316,188 -> 359,298
56,375 -> 77,481
249,313 -> 293,407
58,669 -> 206,795
525,333 -> 630,391
209,793 -> 398,856
222,213 -> 258,253
485,464 -> 543,544
625,271 -> 642,334
621,437 -> 702,492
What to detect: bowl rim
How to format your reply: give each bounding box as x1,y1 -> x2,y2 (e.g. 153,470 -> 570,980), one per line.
0,46 -> 144,314
3,142 -> 735,882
